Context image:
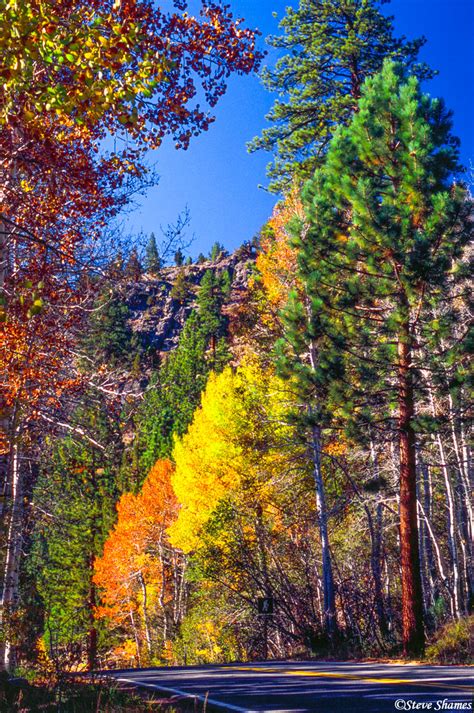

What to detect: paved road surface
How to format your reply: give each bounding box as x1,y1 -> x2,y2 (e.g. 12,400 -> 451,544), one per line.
107,660 -> 473,712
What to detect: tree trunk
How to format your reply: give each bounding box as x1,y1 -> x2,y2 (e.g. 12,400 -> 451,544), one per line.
419,461 -> 438,615
305,321 -> 337,641
138,572 -> 152,657
398,332 -> 425,656
434,432 -> 461,618
368,439 -> 389,637
0,213 -> 13,673
310,422 -> 337,639
255,502 -> 272,659
448,394 -> 473,613
460,420 -> 473,613
0,436 -> 23,671
157,536 -> 168,645
87,561 -> 98,672
129,607 -> 141,667
426,380 -> 462,617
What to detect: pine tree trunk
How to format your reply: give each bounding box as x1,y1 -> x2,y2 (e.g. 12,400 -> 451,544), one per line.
398,332 -> 425,656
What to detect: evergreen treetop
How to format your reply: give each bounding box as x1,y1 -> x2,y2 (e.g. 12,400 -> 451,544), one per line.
174,248 -> 185,266
283,60 -> 468,433
249,0 -> 432,193
124,247 -> 143,281
170,269 -> 193,303
209,241 -> 228,262
145,233 -> 162,274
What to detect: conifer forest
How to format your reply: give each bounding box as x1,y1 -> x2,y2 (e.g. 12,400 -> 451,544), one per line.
0,0 -> 472,697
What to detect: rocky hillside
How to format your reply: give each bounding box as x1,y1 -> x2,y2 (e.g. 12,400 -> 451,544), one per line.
125,247 -> 255,354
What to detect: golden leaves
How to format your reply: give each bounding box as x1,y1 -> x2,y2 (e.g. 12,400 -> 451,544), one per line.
168,362 -> 297,553
256,189 -> 303,310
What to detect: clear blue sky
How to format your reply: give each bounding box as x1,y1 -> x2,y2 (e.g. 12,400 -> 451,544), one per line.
124,0 -> 474,259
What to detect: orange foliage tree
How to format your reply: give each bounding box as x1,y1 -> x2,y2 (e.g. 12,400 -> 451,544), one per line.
231,189 -> 305,361
93,459 -> 184,665
256,189 -> 304,311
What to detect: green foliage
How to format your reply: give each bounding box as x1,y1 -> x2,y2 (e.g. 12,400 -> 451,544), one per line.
171,592 -> 243,665
145,233 -> 162,274
282,61 -> 470,438
138,270 -> 232,473
174,249 -> 185,267
209,241 -> 228,262
196,269 -> 231,339
426,616 -> 473,664
28,403 -> 121,664
249,0 -> 431,192
81,294 -> 140,368
169,269 -> 193,304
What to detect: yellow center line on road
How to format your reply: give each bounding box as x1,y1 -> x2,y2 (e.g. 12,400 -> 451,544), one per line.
232,667 -> 473,693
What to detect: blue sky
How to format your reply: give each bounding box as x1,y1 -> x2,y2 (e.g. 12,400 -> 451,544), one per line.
124,0 -> 474,259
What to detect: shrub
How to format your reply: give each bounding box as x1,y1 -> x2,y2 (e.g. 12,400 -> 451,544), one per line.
426,616 -> 473,664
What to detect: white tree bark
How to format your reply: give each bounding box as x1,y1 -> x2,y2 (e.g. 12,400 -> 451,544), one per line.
0,437 -> 23,671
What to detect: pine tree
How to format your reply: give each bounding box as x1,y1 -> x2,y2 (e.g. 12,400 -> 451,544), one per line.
138,314 -> 211,471
290,61 -> 471,655
249,0 -> 431,192
82,295 -> 138,367
29,404 -> 121,669
138,271 -> 232,472
170,269 -> 193,304
125,247 -> 143,281
145,233 -> 162,274
196,270 -> 231,347
174,249 -> 185,267
209,242 -> 227,262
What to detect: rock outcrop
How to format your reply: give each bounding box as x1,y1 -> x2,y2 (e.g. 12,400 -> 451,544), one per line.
125,247 -> 255,353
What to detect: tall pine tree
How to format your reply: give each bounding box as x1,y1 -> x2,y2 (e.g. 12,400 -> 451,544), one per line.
249,0 -> 431,192
288,61 -> 471,655
145,233 -> 162,274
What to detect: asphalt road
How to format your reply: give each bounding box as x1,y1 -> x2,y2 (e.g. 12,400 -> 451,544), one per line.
107,660 -> 473,712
